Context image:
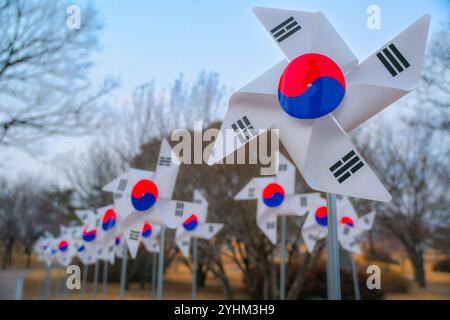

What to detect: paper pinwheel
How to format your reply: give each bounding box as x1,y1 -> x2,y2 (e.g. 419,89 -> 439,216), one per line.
207,7 -> 430,202
141,221 -> 161,253
302,195 -> 375,254
175,190 -> 223,257
34,232 -> 55,267
234,153 -> 313,244
339,210 -> 376,254
102,139 -> 204,258
54,225 -> 82,267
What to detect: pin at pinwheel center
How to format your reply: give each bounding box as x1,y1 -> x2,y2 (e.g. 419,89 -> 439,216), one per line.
278,53 -> 346,119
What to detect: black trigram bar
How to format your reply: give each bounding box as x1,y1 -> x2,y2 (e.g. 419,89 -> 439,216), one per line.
376,43 -> 410,77
308,234 -> 320,241
329,150 -> 365,184
182,241 -> 189,246
279,164 -> 287,171
129,230 -> 140,241
348,239 -> 358,247
248,187 -> 255,197
231,115 -> 257,144
208,225 -> 214,233
271,16 -> 301,43
266,221 -> 275,229
158,156 -> 172,166
342,226 -> 351,236
117,178 -> 128,192
300,196 -> 307,207
175,202 -> 184,217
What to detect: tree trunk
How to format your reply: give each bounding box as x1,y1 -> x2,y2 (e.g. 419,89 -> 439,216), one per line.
286,240 -> 325,300
26,252 -> 31,269
409,248 -> 426,287
210,259 -> 234,300
197,263 -> 209,288
2,242 -> 13,269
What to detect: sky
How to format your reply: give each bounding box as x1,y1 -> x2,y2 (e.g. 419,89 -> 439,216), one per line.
1,0 -> 449,183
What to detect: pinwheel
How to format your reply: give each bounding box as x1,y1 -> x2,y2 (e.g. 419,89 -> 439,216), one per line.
102,139 -> 203,299
207,7 -> 430,299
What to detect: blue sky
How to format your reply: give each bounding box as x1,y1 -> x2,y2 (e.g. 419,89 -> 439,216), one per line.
2,0 -> 449,181
89,0 -> 449,97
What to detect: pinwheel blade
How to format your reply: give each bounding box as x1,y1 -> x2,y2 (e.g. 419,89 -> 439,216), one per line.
333,14 -> 430,132
253,7 -> 358,73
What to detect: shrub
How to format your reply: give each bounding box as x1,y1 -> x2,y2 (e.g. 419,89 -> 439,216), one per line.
243,260 -> 385,300
433,257 -> 450,273
296,262 -> 385,300
380,268 -> 410,293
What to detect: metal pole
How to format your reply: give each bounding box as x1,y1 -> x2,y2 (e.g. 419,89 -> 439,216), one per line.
55,265 -> 62,299
156,226 -> 166,300
119,245 -> 128,300
63,267 -> 68,300
92,260 -> 99,299
326,193 -> 341,300
102,260 -> 109,299
350,254 -> 361,300
326,243 -> 331,299
14,272 -> 24,300
151,252 -> 157,298
81,264 -> 88,300
44,263 -> 52,300
192,237 -> 198,300
280,215 -> 287,300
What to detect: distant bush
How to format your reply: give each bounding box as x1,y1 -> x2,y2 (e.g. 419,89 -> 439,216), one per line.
380,268 -> 410,293
295,262 -> 384,300
433,257 -> 450,273
243,261 -> 385,300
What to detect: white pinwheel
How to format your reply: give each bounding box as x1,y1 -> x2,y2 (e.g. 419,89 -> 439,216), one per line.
208,7 -> 430,203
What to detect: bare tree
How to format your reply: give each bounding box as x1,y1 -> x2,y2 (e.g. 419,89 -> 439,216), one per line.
63,140 -> 125,209
405,26 -> 450,132
0,176 -> 70,268
0,0 -> 117,146
352,27 -> 450,287
356,120 -> 449,287
109,72 -> 227,162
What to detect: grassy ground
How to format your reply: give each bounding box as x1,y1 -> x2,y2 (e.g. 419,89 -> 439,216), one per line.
3,250 -> 450,300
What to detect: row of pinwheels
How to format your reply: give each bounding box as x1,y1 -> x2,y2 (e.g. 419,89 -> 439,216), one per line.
34,140 -> 375,271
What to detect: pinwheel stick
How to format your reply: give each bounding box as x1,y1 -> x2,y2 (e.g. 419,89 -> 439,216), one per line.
280,215 -> 287,300
192,237 -> 198,300
119,246 -> 128,300
14,272 -> 24,300
350,253 -> 361,300
63,268 -> 69,299
151,252 -> 157,297
156,226 -> 166,300
102,260 -> 109,299
92,261 -> 99,299
81,264 -> 88,299
54,264 -> 62,297
326,193 -> 342,300
43,262 -> 52,300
